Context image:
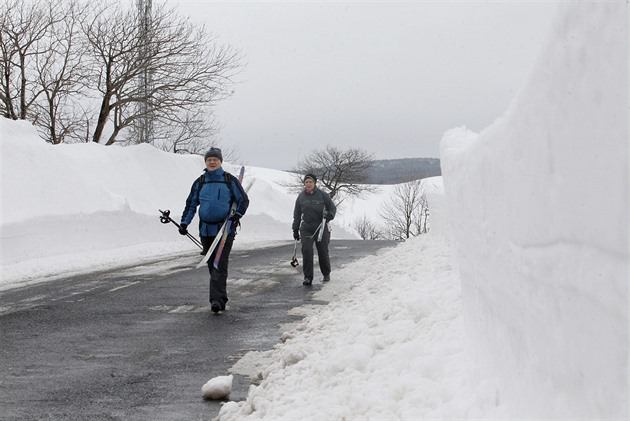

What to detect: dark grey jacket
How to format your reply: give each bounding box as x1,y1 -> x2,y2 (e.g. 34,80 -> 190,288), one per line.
292,187 -> 336,234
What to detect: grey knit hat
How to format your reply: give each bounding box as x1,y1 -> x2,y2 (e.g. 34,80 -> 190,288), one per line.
204,147 -> 223,162
304,173 -> 317,183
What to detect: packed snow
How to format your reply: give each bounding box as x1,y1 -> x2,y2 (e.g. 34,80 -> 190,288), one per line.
0,2 -> 626,420
440,3 -> 627,418
202,375 -> 234,401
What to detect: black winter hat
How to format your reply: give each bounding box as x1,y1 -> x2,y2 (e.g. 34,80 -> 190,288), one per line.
204,147 -> 223,162
304,173 -> 317,183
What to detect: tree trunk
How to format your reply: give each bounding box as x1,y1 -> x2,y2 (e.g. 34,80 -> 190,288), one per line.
19,52 -> 27,119
92,94 -> 112,143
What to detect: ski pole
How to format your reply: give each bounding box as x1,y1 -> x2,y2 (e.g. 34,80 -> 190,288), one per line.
291,239 -> 299,267
317,209 -> 327,242
159,209 -> 203,249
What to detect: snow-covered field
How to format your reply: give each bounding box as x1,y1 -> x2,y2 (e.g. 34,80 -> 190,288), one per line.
0,2 -> 626,419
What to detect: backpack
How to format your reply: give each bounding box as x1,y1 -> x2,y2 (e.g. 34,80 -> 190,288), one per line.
198,172 -> 236,205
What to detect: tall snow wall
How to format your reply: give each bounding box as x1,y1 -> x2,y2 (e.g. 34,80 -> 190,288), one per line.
440,3 -> 627,418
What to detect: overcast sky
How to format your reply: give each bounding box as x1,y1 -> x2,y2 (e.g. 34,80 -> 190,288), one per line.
169,1 -> 560,170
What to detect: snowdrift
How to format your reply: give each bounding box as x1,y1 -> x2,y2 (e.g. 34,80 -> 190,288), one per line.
440,3 -> 627,418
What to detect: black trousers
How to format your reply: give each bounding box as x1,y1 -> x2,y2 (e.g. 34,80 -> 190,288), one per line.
201,234 -> 235,307
300,225 -> 331,281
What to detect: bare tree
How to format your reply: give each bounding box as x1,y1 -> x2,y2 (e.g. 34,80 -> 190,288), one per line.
130,109 -> 238,162
287,145 -> 378,203
1,0 -> 240,152
81,1 -> 241,146
129,107 -> 216,153
421,207 -> 430,233
0,0 -> 55,120
412,192 -> 430,234
379,179 -> 428,241
353,214 -> 383,240
30,0 -> 92,144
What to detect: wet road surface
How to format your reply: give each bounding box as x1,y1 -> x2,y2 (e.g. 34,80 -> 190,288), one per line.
0,240 -> 395,421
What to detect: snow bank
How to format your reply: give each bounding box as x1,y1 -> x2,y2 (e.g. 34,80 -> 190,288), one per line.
440,3 -> 628,418
218,232 -> 505,420
1,119 -> 202,223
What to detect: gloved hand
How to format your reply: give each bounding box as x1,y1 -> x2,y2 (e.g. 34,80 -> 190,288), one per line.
230,214 -> 241,223
178,223 -> 188,235
293,230 -> 300,241
325,216 -> 333,222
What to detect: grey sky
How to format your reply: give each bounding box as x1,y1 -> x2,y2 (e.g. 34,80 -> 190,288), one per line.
170,1 -> 560,170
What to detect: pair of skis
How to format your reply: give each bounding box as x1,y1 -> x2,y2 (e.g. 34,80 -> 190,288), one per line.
317,209 -> 328,242
196,166 -> 254,269
313,208 -> 328,242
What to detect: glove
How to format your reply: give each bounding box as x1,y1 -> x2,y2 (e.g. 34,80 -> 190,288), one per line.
230,214 -> 241,223
178,223 -> 188,235
325,216 -> 333,222
293,230 -> 300,241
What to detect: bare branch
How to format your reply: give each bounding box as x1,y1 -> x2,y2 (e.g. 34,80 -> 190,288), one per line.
1,0 -> 56,120
81,1 -> 242,146
30,0 -> 92,144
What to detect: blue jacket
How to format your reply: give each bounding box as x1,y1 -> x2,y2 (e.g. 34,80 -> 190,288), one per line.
181,168 -> 249,237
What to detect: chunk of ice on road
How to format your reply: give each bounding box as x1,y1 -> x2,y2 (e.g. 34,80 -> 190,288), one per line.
202,374 -> 234,400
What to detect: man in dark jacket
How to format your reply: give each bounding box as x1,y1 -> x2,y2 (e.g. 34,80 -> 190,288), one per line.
292,173 -> 336,285
179,147 -> 249,313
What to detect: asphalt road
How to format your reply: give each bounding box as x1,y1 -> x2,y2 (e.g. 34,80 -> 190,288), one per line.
0,239 -> 395,421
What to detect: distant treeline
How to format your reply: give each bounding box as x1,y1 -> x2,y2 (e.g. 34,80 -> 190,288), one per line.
366,157 -> 441,185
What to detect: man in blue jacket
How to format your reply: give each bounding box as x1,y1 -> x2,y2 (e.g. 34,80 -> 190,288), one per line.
179,147 -> 249,313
